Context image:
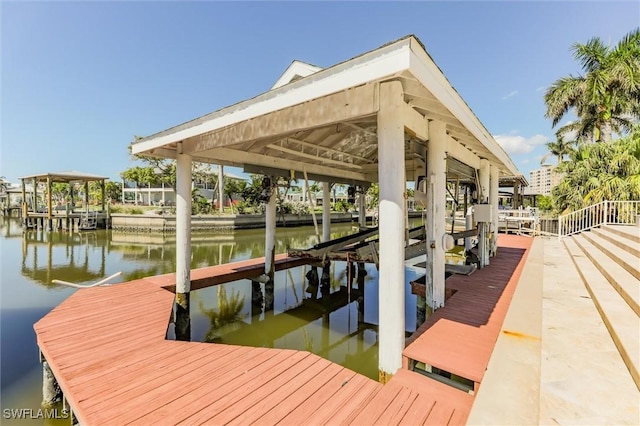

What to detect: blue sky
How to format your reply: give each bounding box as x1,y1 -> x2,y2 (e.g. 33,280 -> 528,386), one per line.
2,1 -> 638,184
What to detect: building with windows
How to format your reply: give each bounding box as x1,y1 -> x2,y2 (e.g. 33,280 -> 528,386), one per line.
529,164 -> 562,196
121,166 -> 245,206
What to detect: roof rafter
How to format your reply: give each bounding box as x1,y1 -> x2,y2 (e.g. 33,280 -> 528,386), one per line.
266,143 -> 364,170
287,136 -> 374,164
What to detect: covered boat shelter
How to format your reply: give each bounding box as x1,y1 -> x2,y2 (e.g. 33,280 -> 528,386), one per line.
19,171 -> 109,230
131,35 -> 521,382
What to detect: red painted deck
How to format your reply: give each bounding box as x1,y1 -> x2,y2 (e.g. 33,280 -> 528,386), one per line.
403,234 -> 533,387
34,238 -> 532,425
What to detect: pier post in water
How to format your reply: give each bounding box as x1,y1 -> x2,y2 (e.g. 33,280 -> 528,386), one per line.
376,81 -> 406,383
322,182 -> 331,243
358,186 -> 367,228
41,359 -> 62,408
264,176 -> 276,311
175,145 -> 192,341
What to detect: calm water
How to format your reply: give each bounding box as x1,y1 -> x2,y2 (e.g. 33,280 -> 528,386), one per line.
0,216 -> 421,423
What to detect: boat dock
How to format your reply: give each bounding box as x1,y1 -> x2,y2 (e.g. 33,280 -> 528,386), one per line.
34,235 -> 532,424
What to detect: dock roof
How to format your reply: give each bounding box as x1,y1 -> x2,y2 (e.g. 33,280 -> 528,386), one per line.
132,35 -> 521,185
20,171 -> 109,183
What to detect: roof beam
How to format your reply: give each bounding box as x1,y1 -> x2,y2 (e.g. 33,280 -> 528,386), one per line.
266,144 -> 364,169
402,102 -> 428,140
187,83 -> 378,154
446,136 -> 480,169
287,137 -> 374,163
340,121 -> 377,137
200,147 -> 369,182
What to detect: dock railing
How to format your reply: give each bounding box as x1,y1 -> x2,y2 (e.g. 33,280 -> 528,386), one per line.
558,200 -> 639,238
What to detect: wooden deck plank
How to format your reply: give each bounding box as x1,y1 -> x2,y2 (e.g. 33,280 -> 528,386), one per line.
398,393 -> 437,426
66,342 -> 234,395
38,315 -> 171,362
227,357 -> 337,425
349,382 -> 409,424
374,391 -> 419,425
82,345 -> 245,424
207,355 -> 329,425
319,381 -> 382,425
176,350 -> 310,425
73,342 -> 232,408
32,236 -> 532,426
297,374 -> 379,425
403,236 -> 532,385
35,300 -> 172,342
129,346 -> 279,425
423,401 -> 455,425
278,367 -> 361,424
101,346 -> 272,425
62,341 -> 185,384
35,288 -> 170,325
368,386 -> 415,425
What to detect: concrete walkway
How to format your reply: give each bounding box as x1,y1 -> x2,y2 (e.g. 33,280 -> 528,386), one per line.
540,237 -> 639,424
469,236 -> 639,425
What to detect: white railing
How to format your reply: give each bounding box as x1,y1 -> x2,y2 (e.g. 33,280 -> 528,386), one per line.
558,200 -> 640,238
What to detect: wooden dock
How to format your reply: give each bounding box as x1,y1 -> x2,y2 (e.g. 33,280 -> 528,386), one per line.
34,236 -> 532,425
404,234 -> 533,391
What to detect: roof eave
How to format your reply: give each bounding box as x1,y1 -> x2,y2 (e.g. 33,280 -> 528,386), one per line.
131,38 -> 413,156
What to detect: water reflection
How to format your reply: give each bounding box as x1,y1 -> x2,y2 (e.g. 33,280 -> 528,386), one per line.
192,261 -> 386,380
2,215 -> 421,415
21,230 -> 108,287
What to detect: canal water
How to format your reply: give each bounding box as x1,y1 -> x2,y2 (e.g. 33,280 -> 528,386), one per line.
0,216 -> 422,423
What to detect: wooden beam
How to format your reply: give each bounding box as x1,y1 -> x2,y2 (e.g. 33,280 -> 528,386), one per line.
446,136 -> 481,169
287,136 -> 374,164
188,83 -> 378,153
266,144 -> 364,170
402,102 -> 428,140
200,147 -> 369,182
340,121 -> 378,137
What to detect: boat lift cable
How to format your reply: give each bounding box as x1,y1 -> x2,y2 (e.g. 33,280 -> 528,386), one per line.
52,271 -> 122,289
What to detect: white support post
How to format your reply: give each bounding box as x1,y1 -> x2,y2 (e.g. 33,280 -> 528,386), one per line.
176,149 -> 192,296
426,120 -> 447,313
175,147 -> 192,340
478,159 -> 490,267
265,179 -> 277,279
490,164 -> 499,256
479,159 -> 490,203
377,81 -> 405,383
358,189 -> 366,228
322,182 -> 331,242
218,165 -> 224,213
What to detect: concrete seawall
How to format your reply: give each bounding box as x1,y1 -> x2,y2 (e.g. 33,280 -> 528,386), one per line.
110,212 -> 356,232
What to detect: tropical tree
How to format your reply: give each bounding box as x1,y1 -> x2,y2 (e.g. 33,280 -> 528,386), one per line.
552,130 -> 640,212
224,179 -> 247,204
543,131 -> 576,165
0,176 -> 9,193
545,28 -> 640,143
366,183 -> 379,209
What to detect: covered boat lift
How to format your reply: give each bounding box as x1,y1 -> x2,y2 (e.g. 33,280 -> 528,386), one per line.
19,171 -> 109,231
131,35 -> 521,382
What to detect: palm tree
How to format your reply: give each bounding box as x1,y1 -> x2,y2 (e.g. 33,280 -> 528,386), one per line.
543,131 -> 575,165
552,131 -> 640,212
545,28 -> 640,143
